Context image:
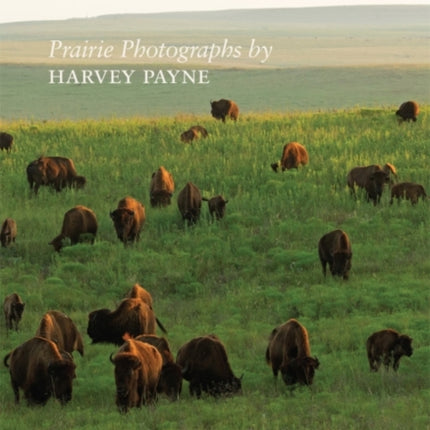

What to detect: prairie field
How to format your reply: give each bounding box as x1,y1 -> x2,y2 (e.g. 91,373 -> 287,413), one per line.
0,108 -> 429,429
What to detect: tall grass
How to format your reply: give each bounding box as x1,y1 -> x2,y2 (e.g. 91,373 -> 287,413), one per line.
0,109 -> 429,429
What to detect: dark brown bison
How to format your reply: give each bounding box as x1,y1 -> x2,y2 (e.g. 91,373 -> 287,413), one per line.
365,170 -> 389,205
202,195 -> 229,220
49,205 -> 98,252
180,125 -> 209,143
126,284 -> 167,334
396,101 -> 419,123
35,310 -> 84,356
390,182 -> 427,205
210,99 -> 239,122
271,142 -> 309,172
176,334 -> 242,398
1,217 -> 17,247
177,182 -> 202,225
0,132 -> 13,152
110,196 -> 145,244
347,163 -> 396,201
149,166 -> 175,207
110,338 -> 163,413
318,229 -> 352,280
3,336 -> 76,405
87,298 -> 156,345
26,156 -> 86,194
366,329 -> 413,372
135,334 -> 182,401
266,319 -> 319,387
3,293 -> 25,332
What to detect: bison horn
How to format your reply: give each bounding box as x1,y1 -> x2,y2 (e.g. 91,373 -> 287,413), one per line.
109,352 -> 116,364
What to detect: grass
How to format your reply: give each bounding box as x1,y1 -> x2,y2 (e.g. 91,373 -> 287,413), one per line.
0,109 -> 429,429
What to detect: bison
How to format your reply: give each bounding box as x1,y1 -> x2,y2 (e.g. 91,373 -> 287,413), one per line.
396,101 -> 419,123
180,125 -> 209,143
390,182 -> 427,205
3,336 -> 76,405
126,284 -> 167,334
3,293 -> 25,332
271,142 -> 309,172
0,132 -> 13,152
110,196 -> 145,244
266,319 -> 319,387
36,310 -> 84,356
318,229 -> 352,280
26,156 -> 86,194
87,298 -> 156,345
347,163 -> 396,202
149,166 -> 175,207
1,217 -> 17,247
110,338 -> 163,413
135,334 -> 182,401
366,329 -> 413,372
177,182 -> 202,225
202,195 -> 229,220
210,99 -> 239,122
49,205 -> 98,252
176,334 -> 242,398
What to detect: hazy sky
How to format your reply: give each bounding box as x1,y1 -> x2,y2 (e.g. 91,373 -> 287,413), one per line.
1,0 -> 429,23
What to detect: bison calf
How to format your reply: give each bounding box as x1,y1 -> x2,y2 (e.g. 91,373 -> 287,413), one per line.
390,182 -> 427,205
0,132 -> 13,152
4,336 -> 76,405
149,166 -> 175,207
202,195 -> 228,220
3,293 -> 25,332
180,125 -> 208,143
271,142 -> 309,172
366,329 -> 413,372
49,205 -> 98,252
210,99 -> 239,122
318,229 -> 352,280
266,319 -> 319,387
396,100 -> 419,123
1,218 -> 17,247
176,334 -> 242,398
110,196 -> 145,244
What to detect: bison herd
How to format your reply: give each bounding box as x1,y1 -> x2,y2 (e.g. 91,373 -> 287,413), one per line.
0,99 -> 422,409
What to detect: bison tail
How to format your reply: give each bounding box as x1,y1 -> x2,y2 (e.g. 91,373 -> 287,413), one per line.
156,317 -> 168,334
3,352 -> 11,368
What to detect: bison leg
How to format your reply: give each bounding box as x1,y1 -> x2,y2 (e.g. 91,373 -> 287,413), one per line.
11,380 -> 20,404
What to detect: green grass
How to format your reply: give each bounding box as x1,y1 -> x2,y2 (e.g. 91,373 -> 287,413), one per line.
0,109 -> 429,429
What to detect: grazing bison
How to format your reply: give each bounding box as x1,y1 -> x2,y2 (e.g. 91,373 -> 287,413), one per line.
365,170 -> 389,205
110,196 -> 145,244
318,229 -> 352,280
0,132 -> 13,152
3,293 -> 25,332
210,99 -> 239,122
271,142 -> 309,172
3,336 -> 76,405
366,329 -> 413,372
176,334 -> 242,398
202,195 -> 228,220
36,310 -> 84,356
149,166 -> 175,207
266,319 -> 319,387
49,205 -> 98,252
396,101 -> 419,123
26,156 -> 86,194
347,163 -> 396,199
87,298 -> 156,345
180,125 -> 209,143
390,182 -> 427,205
110,338 -> 163,413
126,284 -> 167,334
177,182 -> 202,225
135,334 -> 182,401
1,218 -> 17,247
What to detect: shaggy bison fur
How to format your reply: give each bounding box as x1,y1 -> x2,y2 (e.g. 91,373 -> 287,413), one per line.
210,99 -> 239,122
396,101 -> 419,123
271,142 -> 309,172
110,196 -> 145,244
180,125 -> 208,142
390,182 -> 427,205
1,218 -> 17,247
149,166 -> 175,207
3,293 -> 25,332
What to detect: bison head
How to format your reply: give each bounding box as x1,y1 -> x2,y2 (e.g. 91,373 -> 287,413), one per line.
47,359 -> 76,405
150,190 -> 173,208
49,234 -> 66,252
110,208 -> 135,243
281,356 -> 320,386
158,362 -> 183,401
87,309 -> 111,343
332,251 -> 352,280
395,335 -> 413,357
